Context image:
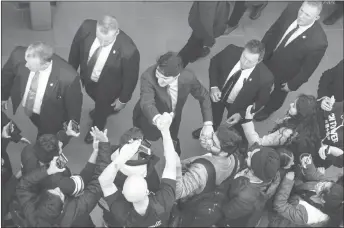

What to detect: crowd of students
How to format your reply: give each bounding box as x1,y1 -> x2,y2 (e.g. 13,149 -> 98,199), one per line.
1,1 -> 343,227
1,89 -> 343,227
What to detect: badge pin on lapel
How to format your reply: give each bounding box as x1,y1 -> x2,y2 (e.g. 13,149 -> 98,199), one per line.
302,36 -> 306,39
113,50 -> 116,54
50,83 -> 53,86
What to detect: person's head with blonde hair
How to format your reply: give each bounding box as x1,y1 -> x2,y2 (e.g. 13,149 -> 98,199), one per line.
96,15 -> 120,47
25,41 -> 54,72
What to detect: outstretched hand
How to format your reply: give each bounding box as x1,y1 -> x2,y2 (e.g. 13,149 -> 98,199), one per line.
90,127 -> 108,143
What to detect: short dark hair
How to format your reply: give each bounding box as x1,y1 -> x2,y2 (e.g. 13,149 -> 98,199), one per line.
37,134 -> 59,155
119,127 -> 144,146
244,39 -> 265,62
36,191 -> 63,224
217,125 -> 242,155
156,51 -> 183,77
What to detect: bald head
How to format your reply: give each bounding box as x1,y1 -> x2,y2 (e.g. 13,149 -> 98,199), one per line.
122,175 -> 148,203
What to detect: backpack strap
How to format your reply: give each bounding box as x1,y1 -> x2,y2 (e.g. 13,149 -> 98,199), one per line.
191,158 -> 216,193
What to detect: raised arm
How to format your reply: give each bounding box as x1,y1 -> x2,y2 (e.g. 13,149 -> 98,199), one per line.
140,72 -> 161,123
190,72 -> 213,123
273,172 -> 308,225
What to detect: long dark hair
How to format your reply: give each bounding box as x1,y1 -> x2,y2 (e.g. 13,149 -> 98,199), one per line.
270,94 -> 321,150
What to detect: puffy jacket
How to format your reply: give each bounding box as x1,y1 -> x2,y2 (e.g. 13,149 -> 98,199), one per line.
219,170 -> 281,227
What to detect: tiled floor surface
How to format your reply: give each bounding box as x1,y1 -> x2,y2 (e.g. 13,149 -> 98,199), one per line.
1,1 -> 343,226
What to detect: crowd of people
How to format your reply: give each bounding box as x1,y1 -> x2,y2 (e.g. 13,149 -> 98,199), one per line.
1,1 -> 343,227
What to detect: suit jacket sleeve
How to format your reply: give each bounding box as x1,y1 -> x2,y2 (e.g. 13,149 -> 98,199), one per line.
140,73 -> 160,123
288,43 -> 327,91
68,20 -> 89,71
64,75 -> 83,124
254,72 -> 274,112
209,46 -> 228,88
119,48 -> 140,103
317,60 -> 342,99
1,47 -> 22,101
196,2 -> 217,47
190,73 -> 213,122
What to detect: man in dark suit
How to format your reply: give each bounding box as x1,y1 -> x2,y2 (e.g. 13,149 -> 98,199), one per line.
317,59 -> 343,104
1,42 -> 82,143
254,1 -> 328,121
178,1 -> 231,68
133,52 -> 213,155
192,40 -> 274,139
68,15 -> 140,143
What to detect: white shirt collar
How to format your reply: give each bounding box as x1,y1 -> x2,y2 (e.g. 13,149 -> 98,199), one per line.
234,61 -> 256,75
38,60 -> 53,73
294,19 -> 315,30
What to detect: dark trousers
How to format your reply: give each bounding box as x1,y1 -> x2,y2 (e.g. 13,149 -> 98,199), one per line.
211,100 -> 247,144
85,82 -> 116,131
260,85 -> 288,115
227,1 -> 247,27
178,32 -> 205,68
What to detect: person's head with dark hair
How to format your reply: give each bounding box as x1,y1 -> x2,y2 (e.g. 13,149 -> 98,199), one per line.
276,147 -> 295,169
34,134 -> 62,164
155,52 -> 183,87
200,124 -> 242,157
272,94 -> 321,150
240,39 -> 265,70
34,188 -> 65,225
111,127 -> 159,167
246,146 -> 281,182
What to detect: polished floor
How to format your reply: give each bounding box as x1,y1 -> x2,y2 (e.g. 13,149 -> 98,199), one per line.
1,1 -> 343,226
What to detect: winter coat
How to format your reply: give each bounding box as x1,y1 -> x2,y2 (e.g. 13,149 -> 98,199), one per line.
219,169 -> 281,227
269,177 -> 329,227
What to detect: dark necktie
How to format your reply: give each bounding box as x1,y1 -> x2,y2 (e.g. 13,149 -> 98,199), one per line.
87,45 -> 103,78
24,71 -> 40,116
221,69 -> 242,103
275,24 -> 300,51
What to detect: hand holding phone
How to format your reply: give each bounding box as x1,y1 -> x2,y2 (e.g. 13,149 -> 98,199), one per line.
64,120 -> 80,137
56,153 -> 68,169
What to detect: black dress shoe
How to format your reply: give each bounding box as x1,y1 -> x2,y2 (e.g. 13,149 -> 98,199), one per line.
253,111 -> 271,122
84,130 -> 93,144
200,47 -> 211,58
249,2 -> 268,20
192,128 -> 202,139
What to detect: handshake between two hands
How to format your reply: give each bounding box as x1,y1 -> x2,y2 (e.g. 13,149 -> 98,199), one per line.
155,112 -> 174,132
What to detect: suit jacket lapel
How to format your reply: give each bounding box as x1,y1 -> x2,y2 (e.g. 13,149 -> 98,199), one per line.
84,27 -> 97,65
42,60 -> 59,103
285,23 -> 314,48
233,68 -> 259,104
18,65 -> 30,97
152,67 -> 172,112
101,31 -> 121,72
